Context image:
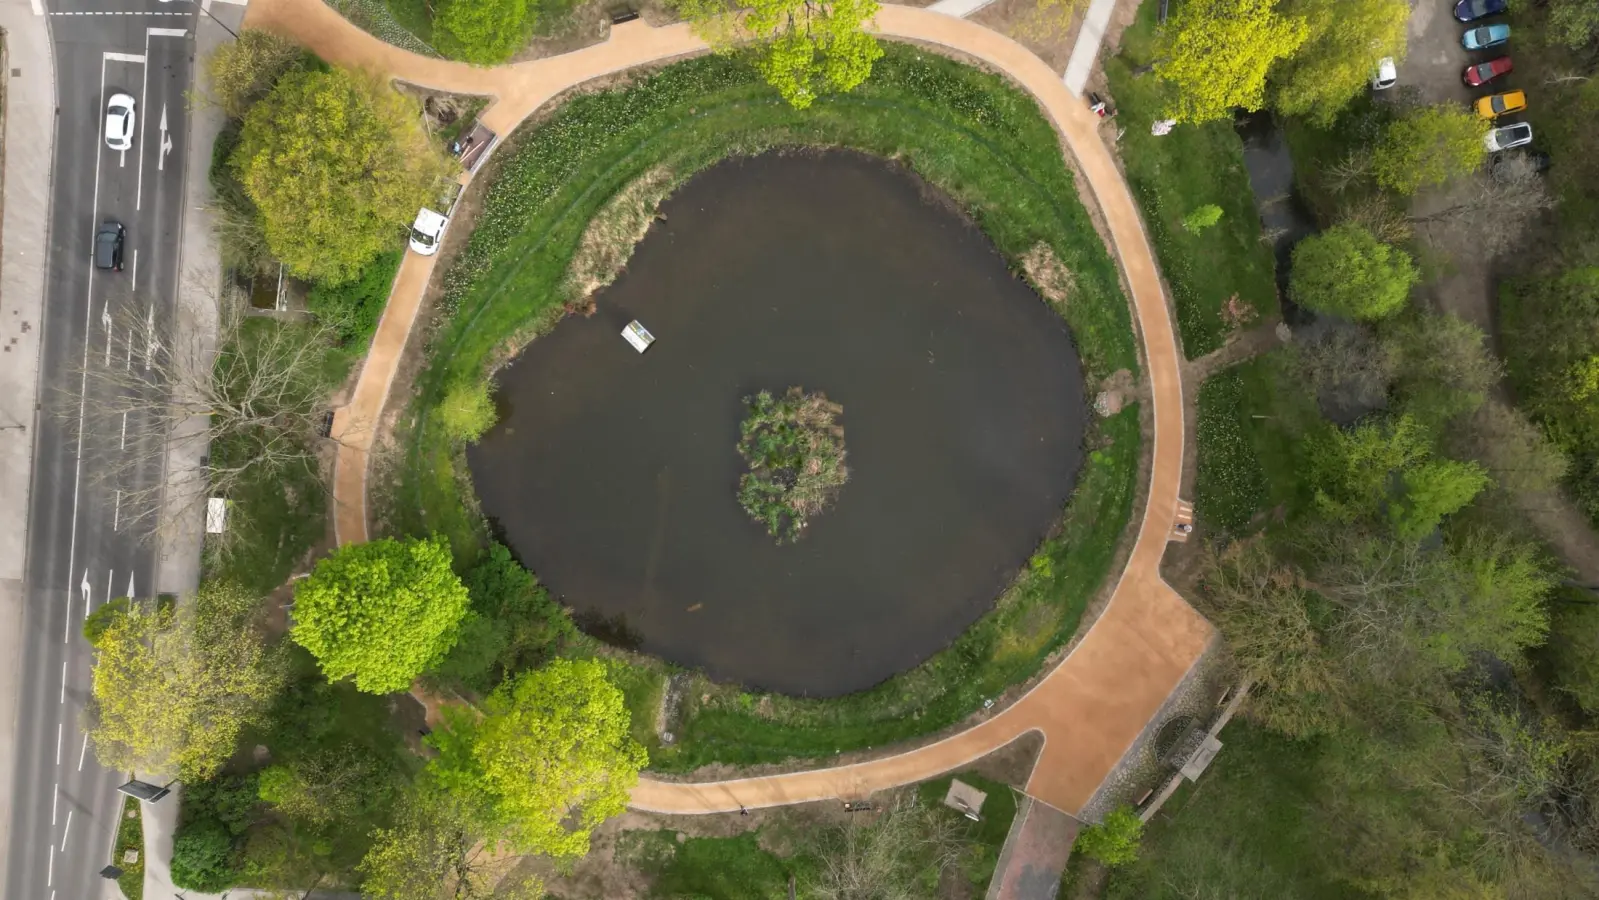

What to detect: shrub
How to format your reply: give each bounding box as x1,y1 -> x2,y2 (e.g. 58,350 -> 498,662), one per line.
83,596 -> 130,647
1289,223 -> 1417,322
435,0 -> 534,65
437,380 -> 498,443
1182,203 -> 1223,233
306,250 -> 402,347
170,819 -> 239,892
1076,806 -> 1144,867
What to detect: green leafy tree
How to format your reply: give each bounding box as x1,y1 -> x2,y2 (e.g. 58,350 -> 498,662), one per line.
1546,590 -> 1599,714
427,659 -> 646,858
1385,311 -> 1501,427
1270,0 -> 1407,124
233,67 -> 449,283
361,787 -> 544,900
1373,104 -> 1487,195
1182,203 -> 1223,233
89,582 -> 285,780
438,380 -> 499,443
1289,223 -> 1417,321
1501,267 -> 1599,447
1153,0 -> 1309,123
434,543 -> 574,693
1549,0 -> 1599,49
203,28 -> 307,119
1389,458 -> 1490,539
674,0 -> 885,110
257,745 -> 393,826
290,536 -> 470,694
436,0 -> 534,65
82,596 -> 130,647
1075,806 -> 1145,867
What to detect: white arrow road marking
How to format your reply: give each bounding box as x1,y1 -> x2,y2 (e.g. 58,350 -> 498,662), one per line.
157,104 -> 172,172
127,572 -> 136,599
102,304 -> 112,367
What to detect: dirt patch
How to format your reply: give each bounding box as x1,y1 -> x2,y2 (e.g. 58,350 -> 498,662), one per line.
1094,366 -> 1139,416
1021,241 -> 1075,307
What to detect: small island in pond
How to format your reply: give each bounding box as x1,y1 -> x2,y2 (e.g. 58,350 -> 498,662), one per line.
736,387 -> 849,543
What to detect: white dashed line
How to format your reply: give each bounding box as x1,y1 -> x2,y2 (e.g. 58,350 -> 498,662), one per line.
55,723 -> 62,766
49,10 -> 188,15
59,661 -> 65,704
59,810 -> 72,851
77,735 -> 88,772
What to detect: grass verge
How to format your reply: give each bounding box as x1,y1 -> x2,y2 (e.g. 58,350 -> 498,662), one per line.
115,796 -> 144,900
380,46 -> 1142,771
1104,0 -> 1278,359
916,772 -> 1019,889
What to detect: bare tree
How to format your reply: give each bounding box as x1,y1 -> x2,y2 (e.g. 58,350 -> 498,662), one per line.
1411,153 -> 1556,259
1292,320 -> 1397,424
1449,399 -> 1570,498
804,796 -> 970,900
67,282 -> 350,545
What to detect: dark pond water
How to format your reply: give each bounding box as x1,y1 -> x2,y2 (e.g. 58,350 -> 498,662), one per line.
468,151 -> 1089,696
1235,111 -> 1318,323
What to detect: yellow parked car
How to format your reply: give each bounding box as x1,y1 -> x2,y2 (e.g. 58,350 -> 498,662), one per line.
1476,90 -> 1527,120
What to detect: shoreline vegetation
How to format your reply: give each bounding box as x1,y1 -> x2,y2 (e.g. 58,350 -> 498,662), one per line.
374,45 -> 1143,772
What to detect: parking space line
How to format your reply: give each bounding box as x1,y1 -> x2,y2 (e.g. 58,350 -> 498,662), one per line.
147,27 -> 190,37
101,52 -> 146,64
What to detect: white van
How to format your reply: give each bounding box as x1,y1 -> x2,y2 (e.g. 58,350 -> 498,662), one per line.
409,208 -> 449,256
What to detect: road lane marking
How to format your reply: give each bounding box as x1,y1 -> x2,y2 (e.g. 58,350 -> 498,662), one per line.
149,27 -> 191,37
120,411 -> 128,449
46,845 -> 52,887
56,722 -> 62,766
102,52 -> 147,64
126,328 -> 133,370
52,783 -> 57,825
60,661 -> 66,704
132,248 -> 138,291
105,570 -> 114,612
136,34 -> 152,211
128,572 -> 136,599
145,305 -> 157,370
60,810 -> 72,851
50,11 -> 188,15
102,304 -> 112,367
74,571 -> 90,643
114,490 -> 122,531
78,736 -> 89,772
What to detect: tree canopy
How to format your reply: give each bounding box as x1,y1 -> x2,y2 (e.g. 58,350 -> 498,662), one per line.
435,0 -> 535,66
1268,0 -> 1407,125
204,28 -> 307,120
674,0 -> 885,110
1153,0 -> 1309,123
291,536 -> 470,694
1373,104 -> 1487,195
89,582 -> 284,780
1289,223 -> 1417,321
1305,414 -> 1491,538
427,659 -> 646,858
233,66 -> 449,283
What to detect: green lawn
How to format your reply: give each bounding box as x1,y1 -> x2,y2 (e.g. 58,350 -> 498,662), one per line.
379,47 -> 1145,771
916,772 -> 1020,889
1105,0 -> 1279,359
1104,723 -> 1363,900
383,0 -> 432,44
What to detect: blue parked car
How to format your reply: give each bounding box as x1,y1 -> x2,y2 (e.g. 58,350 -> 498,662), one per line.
1455,0 -> 1508,23
1463,24 -> 1511,50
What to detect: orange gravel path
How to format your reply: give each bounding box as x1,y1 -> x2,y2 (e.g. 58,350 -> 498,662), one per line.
248,0 -> 1211,818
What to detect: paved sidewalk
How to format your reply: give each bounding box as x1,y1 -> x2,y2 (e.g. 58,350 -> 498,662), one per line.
249,0 -> 1210,821
0,0 -> 56,868
1062,0 -> 1120,97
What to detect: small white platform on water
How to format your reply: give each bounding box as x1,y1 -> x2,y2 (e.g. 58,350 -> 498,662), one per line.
622,320 -> 655,353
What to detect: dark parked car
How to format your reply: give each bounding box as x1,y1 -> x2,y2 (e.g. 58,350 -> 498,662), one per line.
1464,56 -> 1513,86
1455,0 -> 1508,23
94,220 -> 124,271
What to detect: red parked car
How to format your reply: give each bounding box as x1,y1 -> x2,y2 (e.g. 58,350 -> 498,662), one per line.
1465,56 -> 1513,86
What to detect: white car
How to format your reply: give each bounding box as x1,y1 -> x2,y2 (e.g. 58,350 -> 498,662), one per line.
1371,57 -> 1398,90
1484,122 -> 1533,153
105,93 -> 136,152
409,208 -> 449,255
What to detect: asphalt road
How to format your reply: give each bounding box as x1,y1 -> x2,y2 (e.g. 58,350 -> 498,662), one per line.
5,2 -> 196,898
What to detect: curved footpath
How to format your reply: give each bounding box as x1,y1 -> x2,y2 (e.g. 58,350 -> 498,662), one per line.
245,0 -> 1212,819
